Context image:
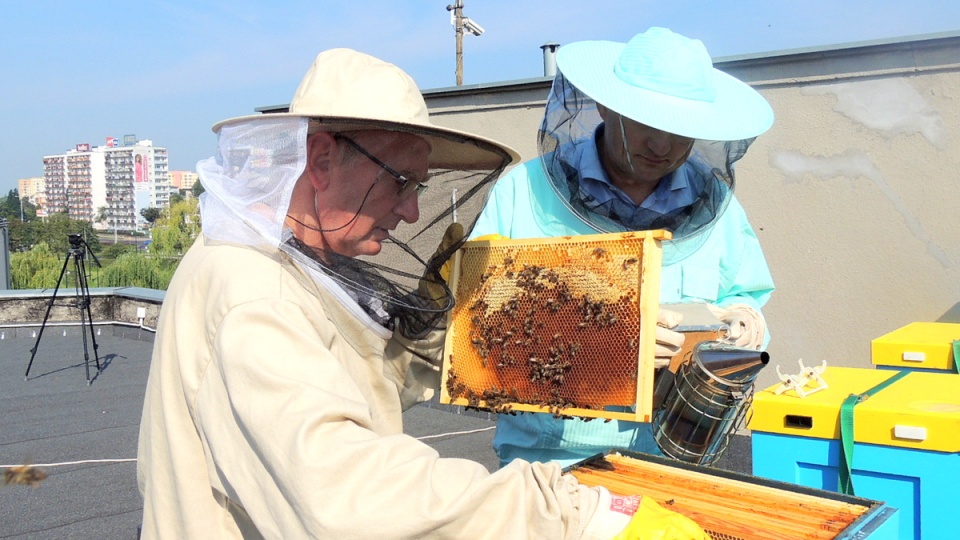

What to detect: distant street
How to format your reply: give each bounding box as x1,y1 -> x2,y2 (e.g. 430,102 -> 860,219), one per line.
96,232 -> 151,247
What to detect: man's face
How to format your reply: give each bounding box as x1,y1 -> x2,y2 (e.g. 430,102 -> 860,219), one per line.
312,131 -> 430,257
597,105 -> 694,187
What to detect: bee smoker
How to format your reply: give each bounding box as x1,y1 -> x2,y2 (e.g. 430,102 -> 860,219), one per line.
653,341 -> 769,465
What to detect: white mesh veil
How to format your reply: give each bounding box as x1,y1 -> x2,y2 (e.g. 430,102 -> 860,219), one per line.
197,116 -> 514,338
198,117 -> 308,248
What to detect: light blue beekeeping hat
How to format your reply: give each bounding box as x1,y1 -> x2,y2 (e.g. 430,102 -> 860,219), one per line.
556,27 -> 774,141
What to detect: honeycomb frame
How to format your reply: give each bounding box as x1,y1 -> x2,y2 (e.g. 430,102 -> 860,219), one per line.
441,230 -> 671,422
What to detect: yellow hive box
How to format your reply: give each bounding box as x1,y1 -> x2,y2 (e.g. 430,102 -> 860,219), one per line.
440,230 -> 670,422
871,322 -> 960,371
855,371 -> 960,452
750,366 -> 960,451
748,366 -> 897,440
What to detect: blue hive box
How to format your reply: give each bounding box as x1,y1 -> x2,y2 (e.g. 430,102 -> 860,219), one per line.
749,367 -> 960,540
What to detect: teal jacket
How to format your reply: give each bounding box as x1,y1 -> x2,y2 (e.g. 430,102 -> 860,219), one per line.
471,158 -> 774,468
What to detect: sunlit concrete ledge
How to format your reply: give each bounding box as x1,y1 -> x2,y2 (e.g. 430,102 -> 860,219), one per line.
0,287 -> 164,335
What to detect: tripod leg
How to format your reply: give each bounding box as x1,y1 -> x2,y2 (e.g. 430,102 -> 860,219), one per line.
82,276 -> 101,372
76,256 -> 101,384
75,256 -> 92,384
25,252 -> 72,379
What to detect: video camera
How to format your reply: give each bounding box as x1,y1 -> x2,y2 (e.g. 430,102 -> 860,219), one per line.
66,233 -> 102,268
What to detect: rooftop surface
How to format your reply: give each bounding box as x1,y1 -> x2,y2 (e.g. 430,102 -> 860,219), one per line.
0,320 -> 750,539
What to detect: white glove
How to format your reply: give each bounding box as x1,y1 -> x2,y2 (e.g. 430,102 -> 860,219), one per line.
655,308 -> 685,369
707,303 -> 766,350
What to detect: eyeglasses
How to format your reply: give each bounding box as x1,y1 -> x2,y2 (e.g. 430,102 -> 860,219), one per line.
334,134 -> 428,199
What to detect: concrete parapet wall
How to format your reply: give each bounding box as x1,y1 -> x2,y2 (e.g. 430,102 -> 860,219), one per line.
0,288 -> 164,328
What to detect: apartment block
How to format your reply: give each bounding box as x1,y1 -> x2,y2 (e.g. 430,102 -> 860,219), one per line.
17,177 -> 45,217
168,170 -> 199,194
41,139 -> 170,232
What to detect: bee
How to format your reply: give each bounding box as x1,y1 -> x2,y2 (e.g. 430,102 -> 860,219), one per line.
3,464 -> 48,488
592,247 -> 607,259
622,257 -> 638,270
503,256 -> 514,267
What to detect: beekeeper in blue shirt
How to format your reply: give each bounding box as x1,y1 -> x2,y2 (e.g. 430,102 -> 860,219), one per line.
471,27 -> 776,468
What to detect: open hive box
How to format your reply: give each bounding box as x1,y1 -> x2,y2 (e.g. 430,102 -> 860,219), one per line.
441,230 -> 670,421
566,451 -> 897,540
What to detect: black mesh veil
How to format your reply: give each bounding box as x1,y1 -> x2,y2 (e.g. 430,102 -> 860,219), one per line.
288,165 -> 507,338
538,73 -> 756,264
198,116 -> 513,339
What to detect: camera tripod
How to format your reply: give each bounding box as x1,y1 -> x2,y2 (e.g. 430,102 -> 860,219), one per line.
25,234 -> 103,385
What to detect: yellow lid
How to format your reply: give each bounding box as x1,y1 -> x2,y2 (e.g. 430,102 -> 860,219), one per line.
871,322 -> 960,370
856,371 -> 960,452
748,367 -> 898,440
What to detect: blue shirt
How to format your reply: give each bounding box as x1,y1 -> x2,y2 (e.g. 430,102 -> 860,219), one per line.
575,135 -> 700,215
470,153 -> 775,468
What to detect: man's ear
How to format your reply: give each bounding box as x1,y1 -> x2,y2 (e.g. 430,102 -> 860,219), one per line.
305,131 -> 337,191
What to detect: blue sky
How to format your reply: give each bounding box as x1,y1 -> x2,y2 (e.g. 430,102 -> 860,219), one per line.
2,1 -> 959,197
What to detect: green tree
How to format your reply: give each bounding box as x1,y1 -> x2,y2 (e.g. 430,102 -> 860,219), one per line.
0,189 -> 33,221
170,192 -> 185,206
6,218 -> 35,252
191,179 -> 205,198
99,252 -> 172,289
101,243 -> 135,260
140,207 -> 162,225
0,189 -> 18,220
34,213 -> 101,255
95,206 -> 109,228
10,242 -> 62,289
150,198 -> 201,258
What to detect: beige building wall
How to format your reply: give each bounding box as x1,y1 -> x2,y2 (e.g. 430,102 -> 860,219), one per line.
425,32 -> 960,390
17,177 -> 44,200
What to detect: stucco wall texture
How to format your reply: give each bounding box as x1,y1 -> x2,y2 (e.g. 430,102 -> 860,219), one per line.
425,33 -> 960,391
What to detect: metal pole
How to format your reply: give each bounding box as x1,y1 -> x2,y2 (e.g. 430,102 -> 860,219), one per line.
0,218 -> 10,290
454,0 -> 463,86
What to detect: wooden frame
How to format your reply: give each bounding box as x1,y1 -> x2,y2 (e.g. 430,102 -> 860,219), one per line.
565,451 -> 898,540
440,230 -> 670,422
